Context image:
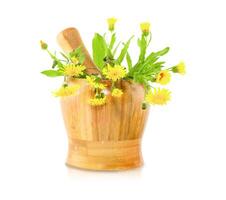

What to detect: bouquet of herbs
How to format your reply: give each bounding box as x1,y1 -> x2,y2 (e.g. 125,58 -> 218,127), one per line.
40,18 -> 185,109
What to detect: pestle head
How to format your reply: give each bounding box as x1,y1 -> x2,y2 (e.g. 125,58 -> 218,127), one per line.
57,27 -> 100,75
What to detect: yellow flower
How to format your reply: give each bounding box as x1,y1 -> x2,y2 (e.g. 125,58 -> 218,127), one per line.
86,75 -> 106,90
140,22 -> 151,35
53,84 -> 80,97
107,17 -> 117,31
156,70 -> 171,85
88,96 -> 106,106
86,75 -> 96,87
71,56 -> 79,64
103,65 -> 127,82
145,88 -> 171,105
40,40 -> 48,50
63,64 -> 86,77
173,61 -> 186,75
111,88 -> 123,97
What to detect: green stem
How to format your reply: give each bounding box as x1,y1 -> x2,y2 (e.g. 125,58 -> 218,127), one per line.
46,49 -> 54,59
111,81 -> 115,91
109,31 -> 113,47
147,32 -> 152,46
165,66 -> 175,71
94,88 -> 100,97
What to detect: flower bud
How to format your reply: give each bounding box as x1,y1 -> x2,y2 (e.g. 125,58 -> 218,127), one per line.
140,22 -> 151,36
142,102 -> 148,110
172,61 -> 186,75
62,83 -> 68,88
107,18 -> 117,31
40,40 -> 48,50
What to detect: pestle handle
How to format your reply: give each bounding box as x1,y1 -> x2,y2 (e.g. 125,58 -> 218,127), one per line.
57,27 -> 100,75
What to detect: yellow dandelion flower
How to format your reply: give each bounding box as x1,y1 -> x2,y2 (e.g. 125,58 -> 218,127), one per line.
97,83 -> 106,90
173,61 -> 186,75
145,88 -> 171,105
40,40 -> 48,50
156,70 -> 171,85
107,17 -> 117,31
86,75 -> 106,90
53,84 -> 80,97
140,22 -> 151,35
103,65 -> 127,82
111,88 -> 123,97
63,64 -> 86,77
88,96 -> 106,106
86,75 -> 95,86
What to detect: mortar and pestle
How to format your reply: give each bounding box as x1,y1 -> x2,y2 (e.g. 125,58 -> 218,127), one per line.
57,27 -> 149,171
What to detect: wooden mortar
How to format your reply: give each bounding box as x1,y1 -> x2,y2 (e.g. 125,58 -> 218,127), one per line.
57,28 -> 149,171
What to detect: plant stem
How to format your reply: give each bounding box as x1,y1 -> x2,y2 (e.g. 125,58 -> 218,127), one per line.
165,67 -> 175,71
111,81 -> 115,91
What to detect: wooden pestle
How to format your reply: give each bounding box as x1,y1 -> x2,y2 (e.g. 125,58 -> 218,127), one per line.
57,27 -> 100,75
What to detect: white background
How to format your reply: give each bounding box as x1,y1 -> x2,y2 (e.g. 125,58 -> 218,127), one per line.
0,0 -> 226,199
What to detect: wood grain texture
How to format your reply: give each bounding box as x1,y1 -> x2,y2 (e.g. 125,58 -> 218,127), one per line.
61,79 -> 149,170
57,27 -> 100,75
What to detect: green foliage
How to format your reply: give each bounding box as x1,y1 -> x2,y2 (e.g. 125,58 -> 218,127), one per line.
41,46 -> 86,78
90,27 -> 170,89
112,42 -> 121,56
46,50 -> 64,70
92,32 -> 133,70
137,34 -> 147,63
126,52 -> 132,71
41,70 -> 63,77
109,33 -> 116,50
116,36 -> 133,64
144,47 -> 169,66
69,47 -> 85,64
92,33 -> 108,69
60,52 -> 69,62
128,45 -> 170,89
51,60 -> 58,69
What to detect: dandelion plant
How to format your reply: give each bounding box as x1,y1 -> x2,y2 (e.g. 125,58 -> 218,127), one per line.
40,18 -> 185,108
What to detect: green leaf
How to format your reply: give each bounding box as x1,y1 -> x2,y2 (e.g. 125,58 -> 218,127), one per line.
41,70 -> 63,77
78,54 -> 85,64
52,60 -> 58,68
116,36 -> 133,64
154,47 -> 170,56
109,33 -> 116,50
138,35 -> 147,63
68,47 -> 86,64
92,33 -> 108,69
46,50 -> 64,69
129,47 -> 170,86
69,47 -> 82,58
146,47 -> 169,61
55,60 -> 64,70
143,47 -> 170,67
60,52 -> 69,62
133,72 -> 149,84
126,52 -> 132,71
112,41 -> 121,56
